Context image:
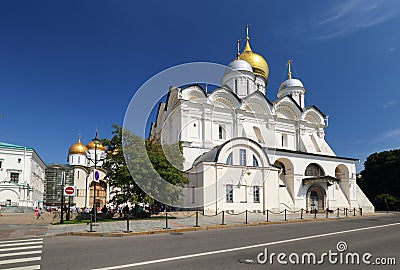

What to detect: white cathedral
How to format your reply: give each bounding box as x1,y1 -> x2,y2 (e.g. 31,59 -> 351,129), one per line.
67,135 -> 109,208
150,26 -> 374,214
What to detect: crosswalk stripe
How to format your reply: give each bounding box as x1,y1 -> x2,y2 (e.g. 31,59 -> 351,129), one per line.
0,241 -> 43,248
0,265 -> 41,270
0,238 -> 43,245
0,256 -> 41,265
0,250 -> 42,258
0,239 -> 43,270
0,245 -> 42,253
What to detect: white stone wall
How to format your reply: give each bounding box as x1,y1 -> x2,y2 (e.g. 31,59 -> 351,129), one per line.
0,146 -> 46,208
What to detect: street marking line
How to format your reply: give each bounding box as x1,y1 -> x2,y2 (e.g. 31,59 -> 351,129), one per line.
0,250 -> 42,258
91,222 -> 400,270
0,238 -> 43,245
0,245 -> 43,252
0,256 -> 41,265
1,265 -> 41,270
0,241 -> 43,248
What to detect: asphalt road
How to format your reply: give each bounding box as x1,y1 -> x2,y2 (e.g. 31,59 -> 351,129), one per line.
39,213 -> 399,270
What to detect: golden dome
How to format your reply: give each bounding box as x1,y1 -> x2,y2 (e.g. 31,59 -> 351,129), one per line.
239,39 -> 269,79
87,140 -> 106,151
68,139 -> 88,155
238,25 -> 269,80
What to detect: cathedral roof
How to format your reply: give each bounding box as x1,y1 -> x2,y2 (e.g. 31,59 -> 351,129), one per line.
87,140 -> 106,151
278,78 -> 304,92
226,59 -> 253,74
192,137 -> 265,168
304,105 -> 326,118
238,25 -> 269,80
68,138 -> 88,155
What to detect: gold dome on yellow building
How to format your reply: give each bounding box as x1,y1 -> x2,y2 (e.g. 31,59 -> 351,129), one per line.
68,138 -> 88,155
86,140 -> 106,151
238,25 -> 269,80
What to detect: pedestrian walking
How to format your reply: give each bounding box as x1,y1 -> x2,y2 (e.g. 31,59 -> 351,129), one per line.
34,207 -> 39,219
38,207 -> 44,220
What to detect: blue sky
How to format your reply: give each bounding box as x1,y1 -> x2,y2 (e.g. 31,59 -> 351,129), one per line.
0,0 -> 399,171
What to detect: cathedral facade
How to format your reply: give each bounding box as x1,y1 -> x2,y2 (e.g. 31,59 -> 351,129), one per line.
66,136 -> 109,208
150,27 -> 374,214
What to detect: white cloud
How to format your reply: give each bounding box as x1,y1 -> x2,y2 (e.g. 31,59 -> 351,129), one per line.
382,128 -> 400,139
299,0 -> 400,40
371,128 -> 400,144
383,99 -> 399,109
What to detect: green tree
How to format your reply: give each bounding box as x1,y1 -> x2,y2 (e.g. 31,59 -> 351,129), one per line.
374,194 -> 399,211
361,149 -> 400,210
102,125 -> 189,207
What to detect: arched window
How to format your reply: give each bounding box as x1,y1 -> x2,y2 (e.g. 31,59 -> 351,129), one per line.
335,167 -> 341,179
253,126 -> 264,144
305,163 -> 325,177
218,125 -> 224,140
275,161 -> 286,175
226,153 -> 233,165
239,149 -> 246,166
252,155 -> 259,167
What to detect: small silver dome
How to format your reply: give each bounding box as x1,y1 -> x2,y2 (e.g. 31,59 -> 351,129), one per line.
278,78 -> 304,92
225,59 -> 253,74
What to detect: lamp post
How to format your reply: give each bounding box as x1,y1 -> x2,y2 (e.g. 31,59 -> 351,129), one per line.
59,167 -> 66,224
85,131 -> 106,223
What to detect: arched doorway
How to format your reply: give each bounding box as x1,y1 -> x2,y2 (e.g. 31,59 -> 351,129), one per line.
307,185 -> 326,212
89,181 -> 107,208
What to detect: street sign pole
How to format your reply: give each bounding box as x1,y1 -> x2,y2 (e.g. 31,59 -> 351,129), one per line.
66,196 -> 71,221
60,170 -> 65,224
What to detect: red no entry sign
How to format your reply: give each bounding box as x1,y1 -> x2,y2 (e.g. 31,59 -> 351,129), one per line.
64,185 -> 76,196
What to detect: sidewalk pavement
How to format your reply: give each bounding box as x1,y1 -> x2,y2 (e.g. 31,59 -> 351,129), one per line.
0,211 -> 379,239
0,212 -> 52,239
45,211 -> 371,237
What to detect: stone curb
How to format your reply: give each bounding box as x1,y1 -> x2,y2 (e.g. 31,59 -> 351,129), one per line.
48,214 -> 376,238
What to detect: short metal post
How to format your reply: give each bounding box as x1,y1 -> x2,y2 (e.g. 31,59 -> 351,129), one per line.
163,212 -> 170,229
337,208 -> 340,218
385,198 -> 389,214
345,208 -> 348,217
88,213 -> 94,232
360,208 -> 363,216
124,215 -> 131,233
300,209 -> 303,220
314,209 -> 317,219
221,211 -> 226,225
326,209 -> 329,218
353,208 -> 356,216
245,210 -> 248,224
194,211 -> 200,227
284,209 -> 287,221
266,210 -> 269,222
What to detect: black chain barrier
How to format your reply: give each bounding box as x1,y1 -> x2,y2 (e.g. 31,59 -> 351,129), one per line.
113,206 -> 365,232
